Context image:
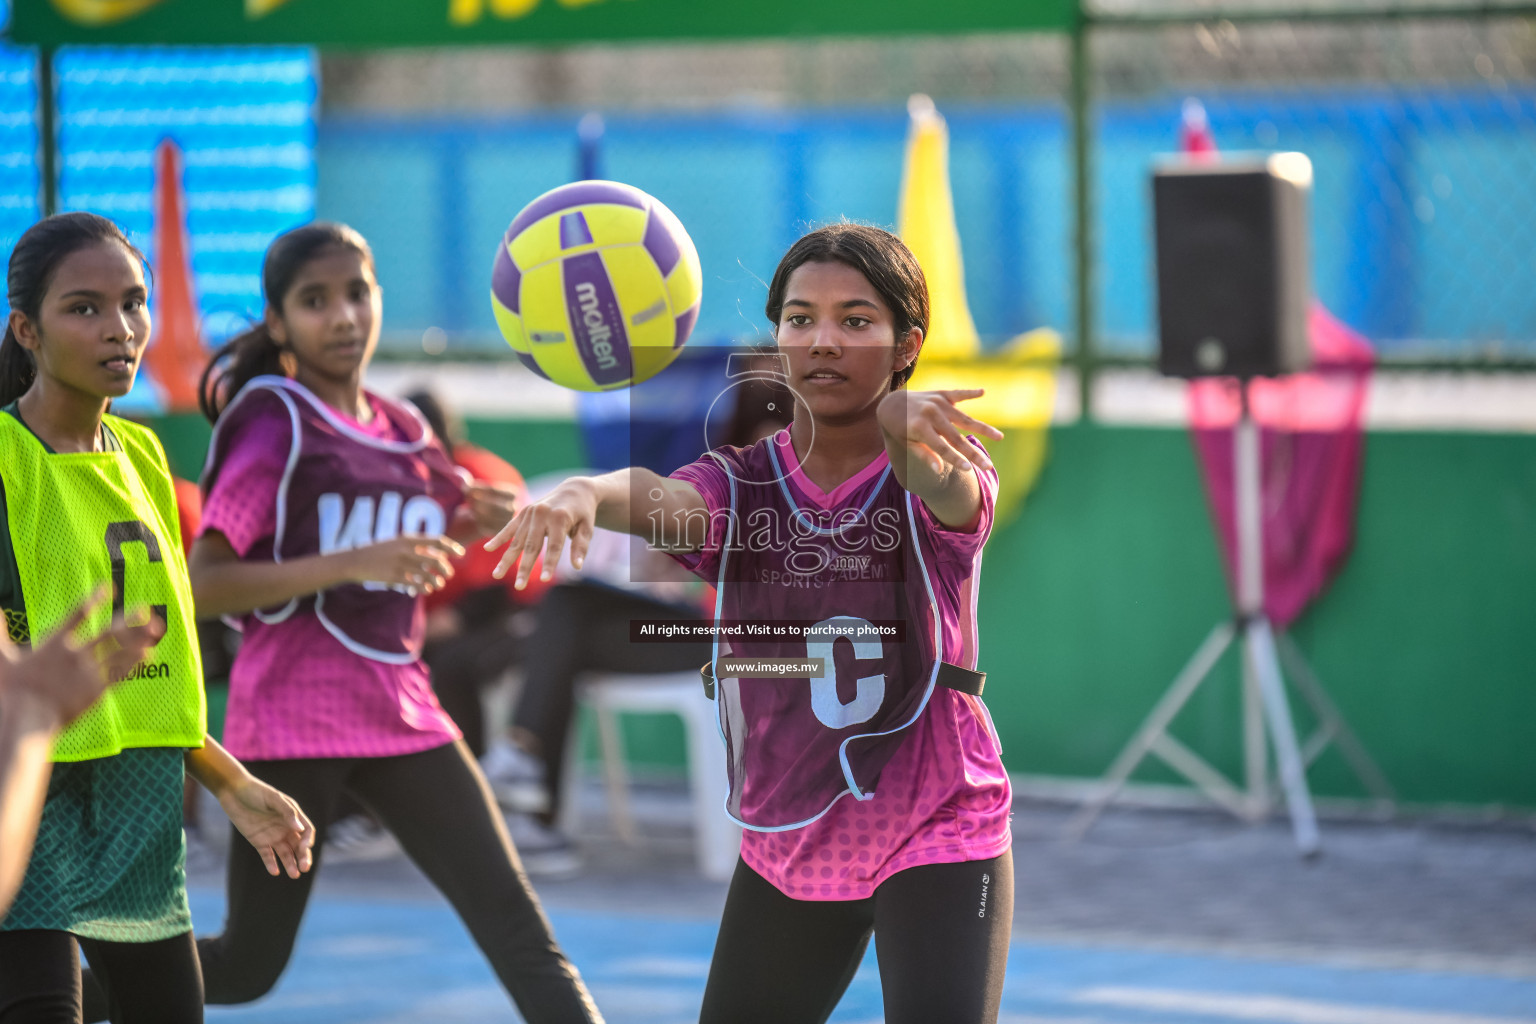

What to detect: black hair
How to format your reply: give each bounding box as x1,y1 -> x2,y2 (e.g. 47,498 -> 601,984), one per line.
0,212 -> 147,408
725,357 -> 793,446
199,221 -> 375,423
763,222 -> 930,391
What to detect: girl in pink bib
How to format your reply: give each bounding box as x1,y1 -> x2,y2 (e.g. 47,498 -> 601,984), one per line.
491,223 -> 1012,1024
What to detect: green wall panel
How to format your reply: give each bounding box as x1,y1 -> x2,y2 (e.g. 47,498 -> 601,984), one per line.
141,412 -> 1536,808
983,424 -> 1536,809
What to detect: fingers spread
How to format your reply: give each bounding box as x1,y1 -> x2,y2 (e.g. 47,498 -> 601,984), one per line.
492,509 -> 535,578
540,530 -> 568,584
568,519 -> 594,572
426,536 -> 466,559
515,531 -> 549,591
940,388 -> 986,403
57,586 -> 110,648
259,847 -> 280,877
276,845 -> 299,879
947,407 -> 1005,441
931,417 -> 996,472
485,516 -> 517,552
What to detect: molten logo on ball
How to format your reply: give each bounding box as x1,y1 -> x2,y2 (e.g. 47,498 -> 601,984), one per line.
491,179 -> 703,392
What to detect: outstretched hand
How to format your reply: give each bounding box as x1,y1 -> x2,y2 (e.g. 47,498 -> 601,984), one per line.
0,586 -> 164,729
218,778 -> 315,879
877,389 -> 1003,478
485,478 -> 599,591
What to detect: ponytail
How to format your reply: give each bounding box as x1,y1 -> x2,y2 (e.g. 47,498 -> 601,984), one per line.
0,324 -> 36,408
2,211 -> 144,409
198,321 -> 294,424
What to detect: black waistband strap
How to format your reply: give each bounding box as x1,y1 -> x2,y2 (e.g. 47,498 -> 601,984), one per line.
700,662 -> 984,700
937,661 -> 986,696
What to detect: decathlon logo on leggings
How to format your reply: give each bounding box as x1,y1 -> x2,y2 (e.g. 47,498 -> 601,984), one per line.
978,873 -> 990,919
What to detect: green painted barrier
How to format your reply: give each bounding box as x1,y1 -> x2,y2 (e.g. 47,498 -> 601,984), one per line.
145,413 -> 1536,809
986,424 -> 1536,810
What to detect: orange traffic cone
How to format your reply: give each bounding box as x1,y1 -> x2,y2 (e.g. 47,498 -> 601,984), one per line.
144,138 -> 206,412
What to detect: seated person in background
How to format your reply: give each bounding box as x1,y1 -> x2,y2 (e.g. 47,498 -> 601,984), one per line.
406,388 -> 548,760
489,528 -> 716,876
487,370 -> 791,876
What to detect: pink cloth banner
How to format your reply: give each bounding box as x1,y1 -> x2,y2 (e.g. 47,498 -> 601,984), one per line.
1188,304 -> 1375,628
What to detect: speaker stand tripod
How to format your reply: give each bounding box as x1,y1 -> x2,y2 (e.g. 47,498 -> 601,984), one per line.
1066,382 -> 1394,856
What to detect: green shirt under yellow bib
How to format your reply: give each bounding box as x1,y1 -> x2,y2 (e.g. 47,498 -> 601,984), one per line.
0,407 -> 205,940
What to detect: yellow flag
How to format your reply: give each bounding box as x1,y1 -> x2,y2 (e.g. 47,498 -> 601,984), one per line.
912,332 -> 1061,526
898,95 -> 1060,525
897,95 -> 980,363
246,0 -> 297,16
50,0 -> 166,25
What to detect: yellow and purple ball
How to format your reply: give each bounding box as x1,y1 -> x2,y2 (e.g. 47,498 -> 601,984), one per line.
490,180 -> 703,391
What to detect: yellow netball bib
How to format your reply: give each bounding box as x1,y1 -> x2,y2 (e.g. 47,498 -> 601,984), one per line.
0,413 -> 205,761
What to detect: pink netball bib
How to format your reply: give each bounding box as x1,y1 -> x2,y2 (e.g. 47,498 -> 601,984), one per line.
204,376 -> 464,664
705,441 -> 943,831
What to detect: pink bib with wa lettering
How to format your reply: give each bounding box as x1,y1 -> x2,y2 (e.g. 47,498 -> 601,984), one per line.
205,376 -> 464,663
201,377 -> 466,760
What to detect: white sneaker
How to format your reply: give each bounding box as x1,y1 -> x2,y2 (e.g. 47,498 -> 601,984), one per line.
481,742 -> 551,815
506,813 -> 581,878
324,814 -> 401,864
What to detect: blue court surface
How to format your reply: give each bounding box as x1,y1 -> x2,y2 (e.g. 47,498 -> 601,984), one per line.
190,886 -> 1536,1024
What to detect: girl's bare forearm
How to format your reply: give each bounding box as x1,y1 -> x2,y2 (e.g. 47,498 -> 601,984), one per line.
189,545 -> 358,619
880,422 -> 985,528
587,468 -> 707,543
185,735 -> 251,800
0,691 -> 62,912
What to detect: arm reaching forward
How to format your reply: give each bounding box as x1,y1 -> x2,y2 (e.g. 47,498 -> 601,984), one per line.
485,468 -> 707,591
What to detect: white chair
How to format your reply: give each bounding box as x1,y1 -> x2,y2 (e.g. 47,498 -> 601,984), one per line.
561,670 -> 740,882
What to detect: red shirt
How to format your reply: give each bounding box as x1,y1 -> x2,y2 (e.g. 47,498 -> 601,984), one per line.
173,476 -> 201,557
425,442 -> 550,610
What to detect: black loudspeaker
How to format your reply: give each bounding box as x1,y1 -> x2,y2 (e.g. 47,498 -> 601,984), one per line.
1154,154 -> 1313,378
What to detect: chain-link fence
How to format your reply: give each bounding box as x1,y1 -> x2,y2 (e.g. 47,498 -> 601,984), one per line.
5,5 -> 1534,380
316,12 -> 1536,369
316,36 -> 1071,356
1089,13 -> 1536,359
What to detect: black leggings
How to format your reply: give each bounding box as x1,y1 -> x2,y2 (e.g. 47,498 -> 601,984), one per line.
700,851 -> 1013,1024
79,741 -> 601,1024
0,929 -> 201,1024
423,586 -> 528,759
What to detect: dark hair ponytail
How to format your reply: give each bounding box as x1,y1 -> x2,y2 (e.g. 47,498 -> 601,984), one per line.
199,221 -> 376,423
0,324 -> 34,409
1,212 -> 145,407
197,323 -> 292,423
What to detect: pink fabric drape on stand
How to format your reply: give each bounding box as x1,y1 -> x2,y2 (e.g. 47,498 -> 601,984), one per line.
1188,304 -> 1375,628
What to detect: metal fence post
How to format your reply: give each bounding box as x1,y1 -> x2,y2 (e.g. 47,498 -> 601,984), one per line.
38,46 -> 57,217
1070,3 -> 1095,421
